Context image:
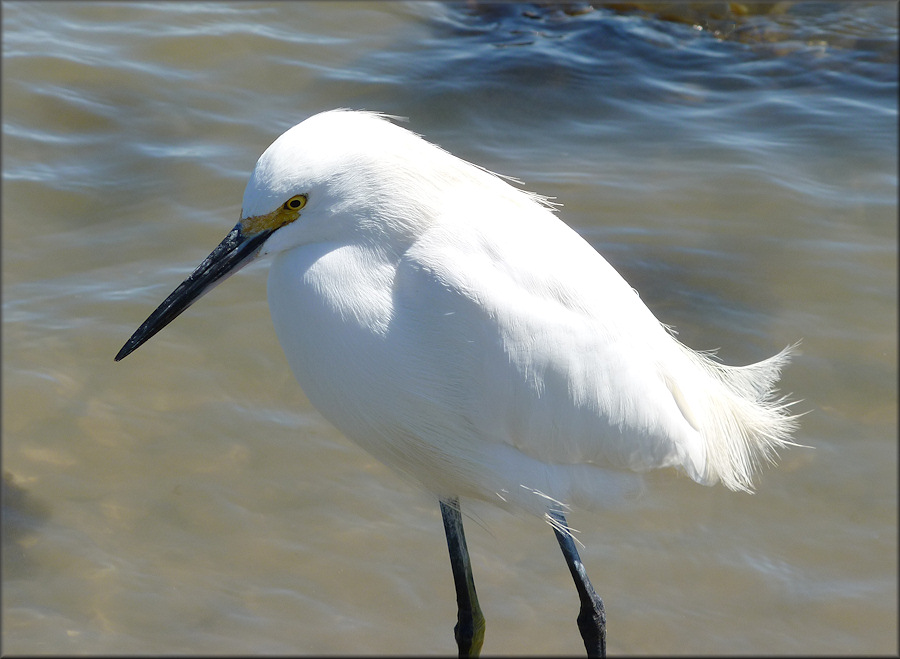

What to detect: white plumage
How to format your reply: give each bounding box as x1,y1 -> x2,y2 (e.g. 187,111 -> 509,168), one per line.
247,110 -> 798,516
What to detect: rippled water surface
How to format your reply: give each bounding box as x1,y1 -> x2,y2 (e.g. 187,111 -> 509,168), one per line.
3,1 -> 897,654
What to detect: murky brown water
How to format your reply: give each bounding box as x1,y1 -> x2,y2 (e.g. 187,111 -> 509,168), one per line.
3,1 -> 896,654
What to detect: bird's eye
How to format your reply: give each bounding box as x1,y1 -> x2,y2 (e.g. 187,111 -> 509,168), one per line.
283,194 -> 307,211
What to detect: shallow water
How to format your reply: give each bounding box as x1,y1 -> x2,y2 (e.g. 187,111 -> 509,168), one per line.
2,1 -> 897,655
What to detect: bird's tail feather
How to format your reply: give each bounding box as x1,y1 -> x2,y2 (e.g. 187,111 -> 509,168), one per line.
672,341 -> 802,492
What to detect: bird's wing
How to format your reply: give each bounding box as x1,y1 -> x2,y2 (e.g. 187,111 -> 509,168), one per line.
391,205 -> 704,479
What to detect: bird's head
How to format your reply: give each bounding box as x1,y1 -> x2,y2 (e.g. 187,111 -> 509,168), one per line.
114,110 -> 446,361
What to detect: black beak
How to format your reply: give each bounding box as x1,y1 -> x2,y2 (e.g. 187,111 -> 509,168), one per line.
115,223 -> 272,361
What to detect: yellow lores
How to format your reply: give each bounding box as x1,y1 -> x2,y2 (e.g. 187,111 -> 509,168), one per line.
242,193 -> 307,235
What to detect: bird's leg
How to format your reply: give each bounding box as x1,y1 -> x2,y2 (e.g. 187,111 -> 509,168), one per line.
548,509 -> 606,658
440,497 -> 485,657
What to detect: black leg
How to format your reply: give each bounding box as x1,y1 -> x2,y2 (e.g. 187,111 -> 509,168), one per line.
440,497 -> 485,657
549,509 -> 606,657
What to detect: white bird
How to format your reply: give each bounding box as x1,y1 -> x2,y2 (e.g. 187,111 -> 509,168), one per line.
116,109 -> 799,657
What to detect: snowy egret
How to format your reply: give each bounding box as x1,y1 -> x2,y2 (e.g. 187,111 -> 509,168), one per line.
116,109 -> 799,656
